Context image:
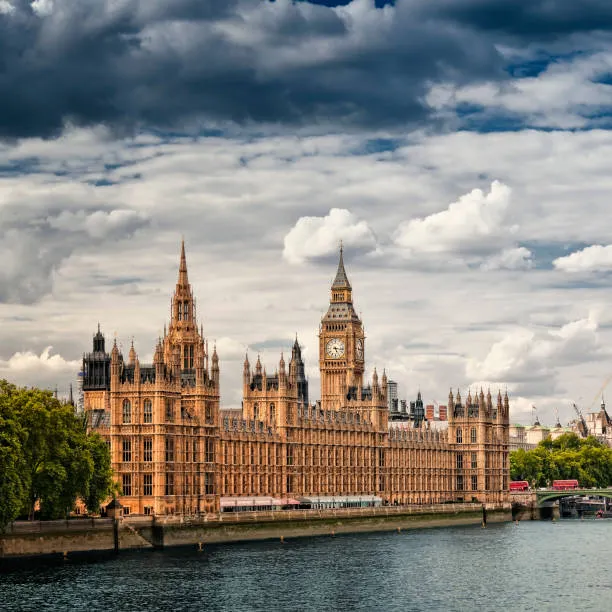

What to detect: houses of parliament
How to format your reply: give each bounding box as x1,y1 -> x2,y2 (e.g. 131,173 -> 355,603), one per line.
83,242 -> 510,515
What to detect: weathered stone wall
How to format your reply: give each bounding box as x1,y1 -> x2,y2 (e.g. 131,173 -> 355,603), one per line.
0,522 -> 152,559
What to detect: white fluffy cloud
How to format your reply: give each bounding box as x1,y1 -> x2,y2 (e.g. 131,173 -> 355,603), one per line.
467,313 -> 604,393
283,208 -> 377,264
553,244 -> 612,273
427,52 -> 612,130
480,247 -> 533,271
393,181 -> 516,257
31,0 -> 53,17
0,1 -> 15,16
3,128 -> 612,421
0,347 -> 80,391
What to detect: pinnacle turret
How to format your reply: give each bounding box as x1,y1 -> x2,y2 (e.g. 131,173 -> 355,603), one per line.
128,339 -> 136,366
178,238 -> 189,287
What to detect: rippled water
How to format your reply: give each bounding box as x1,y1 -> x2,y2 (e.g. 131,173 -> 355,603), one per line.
1,520 -> 611,611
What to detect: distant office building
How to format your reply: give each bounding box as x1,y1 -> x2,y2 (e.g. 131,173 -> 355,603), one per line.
438,405 -> 448,421
387,380 -> 398,413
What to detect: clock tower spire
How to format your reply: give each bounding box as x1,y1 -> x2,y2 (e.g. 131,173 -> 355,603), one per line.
319,245 -> 365,409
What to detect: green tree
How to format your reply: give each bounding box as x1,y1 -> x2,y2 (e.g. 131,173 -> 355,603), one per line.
84,433 -> 114,514
0,388 -> 26,531
0,379 -> 115,522
511,432 -> 612,489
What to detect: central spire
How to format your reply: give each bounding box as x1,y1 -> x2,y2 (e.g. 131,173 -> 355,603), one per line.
178,238 -> 189,287
332,242 -> 351,290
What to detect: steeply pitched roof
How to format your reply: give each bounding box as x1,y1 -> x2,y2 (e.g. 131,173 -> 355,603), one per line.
332,245 -> 351,290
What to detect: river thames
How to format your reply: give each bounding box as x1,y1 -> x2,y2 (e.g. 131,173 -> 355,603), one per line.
1,520 -> 611,611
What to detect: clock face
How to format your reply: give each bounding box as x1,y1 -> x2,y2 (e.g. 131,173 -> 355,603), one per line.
356,338 -> 364,360
326,338 -> 345,359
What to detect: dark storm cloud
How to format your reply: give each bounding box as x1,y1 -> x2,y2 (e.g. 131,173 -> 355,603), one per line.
426,0 -> 612,37
0,0 -> 611,138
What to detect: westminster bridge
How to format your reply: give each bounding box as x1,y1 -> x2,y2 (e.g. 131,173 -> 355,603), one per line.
510,488 -> 612,519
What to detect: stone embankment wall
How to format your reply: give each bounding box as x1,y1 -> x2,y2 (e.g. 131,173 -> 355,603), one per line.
0,518 -> 152,559
1,504 -> 511,560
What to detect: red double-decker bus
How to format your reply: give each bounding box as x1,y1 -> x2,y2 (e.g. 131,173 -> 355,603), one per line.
509,481 -> 530,491
552,479 -> 579,490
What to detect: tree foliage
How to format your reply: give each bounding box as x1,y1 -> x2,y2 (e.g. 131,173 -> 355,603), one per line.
0,380 -> 114,530
510,433 -> 612,488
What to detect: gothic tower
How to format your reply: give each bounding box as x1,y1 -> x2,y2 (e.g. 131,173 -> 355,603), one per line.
319,246 -> 365,410
165,240 -> 205,379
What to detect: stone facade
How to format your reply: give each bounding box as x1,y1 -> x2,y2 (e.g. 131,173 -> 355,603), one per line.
84,242 -> 510,515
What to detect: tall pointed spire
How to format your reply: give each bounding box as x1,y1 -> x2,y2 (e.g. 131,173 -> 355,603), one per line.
178,238 -> 189,287
332,242 -> 351,290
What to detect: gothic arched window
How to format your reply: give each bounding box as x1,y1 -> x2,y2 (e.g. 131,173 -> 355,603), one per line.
143,399 -> 152,423
253,403 -> 259,420
269,403 -> 275,424
456,427 -> 462,444
122,399 -> 131,424
470,427 -> 477,444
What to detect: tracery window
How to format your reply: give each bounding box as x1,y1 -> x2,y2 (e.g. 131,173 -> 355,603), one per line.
165,438 -> 175,462
143,438 -> 152,462
470,427 -> 477,444
122,399 -> 131,424
205,439 -> 214,463
122,439 -> 132,462
143,399 -> 152,423
165,399 -> 174,423
122,473 -> 132,496
165,473 -> 174,495
205,473 -> 214,495
269,403 -> 275,424
456,427 -> 462,444
143,474 -> 153,496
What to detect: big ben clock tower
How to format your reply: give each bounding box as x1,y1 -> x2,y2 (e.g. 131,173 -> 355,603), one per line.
319,246 -> 365,409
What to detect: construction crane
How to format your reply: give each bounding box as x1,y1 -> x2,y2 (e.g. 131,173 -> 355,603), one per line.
586,372 -> 612,412
572,403 -> 589,438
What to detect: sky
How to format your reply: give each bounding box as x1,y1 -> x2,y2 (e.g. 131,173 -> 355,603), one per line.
2,0 -> 612,426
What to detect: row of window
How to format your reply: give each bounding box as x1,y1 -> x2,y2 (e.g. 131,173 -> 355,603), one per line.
122,437 -> 215,463
121,472 -> 214,497
176,300 -> 191,321
456,453 -> 479,470
123,399 -> 153,424
122,399 -> 212,424
456,475 -> 498,491
455,427 -> 478,444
